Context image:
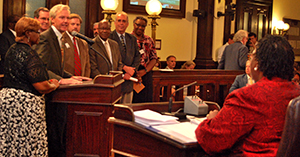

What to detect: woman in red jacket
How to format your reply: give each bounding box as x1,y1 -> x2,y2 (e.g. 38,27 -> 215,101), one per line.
195,35 -> 300,156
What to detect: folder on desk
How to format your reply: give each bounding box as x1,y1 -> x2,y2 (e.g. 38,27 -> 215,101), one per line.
134,109 -> 179,127
152,122 -> 198,143
134,109 -> 199,143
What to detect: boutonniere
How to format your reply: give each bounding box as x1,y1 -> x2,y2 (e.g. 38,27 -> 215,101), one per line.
65,43 -> 70,48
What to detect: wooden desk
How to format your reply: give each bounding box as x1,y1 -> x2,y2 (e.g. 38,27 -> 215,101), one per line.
109,117 -> 206,157
108,102 -> 219,157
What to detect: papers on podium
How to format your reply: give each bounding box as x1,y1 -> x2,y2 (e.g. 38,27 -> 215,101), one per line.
134,109 -> 202,143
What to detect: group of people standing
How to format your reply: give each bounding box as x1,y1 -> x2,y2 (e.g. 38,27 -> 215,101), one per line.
0,4 -> 158,156
1,3 -> 300,157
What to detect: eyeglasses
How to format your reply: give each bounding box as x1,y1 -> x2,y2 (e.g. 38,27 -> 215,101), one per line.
135,23 -> 146,28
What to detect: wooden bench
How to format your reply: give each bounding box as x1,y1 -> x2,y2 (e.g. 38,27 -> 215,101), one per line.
152,69 -> 244,107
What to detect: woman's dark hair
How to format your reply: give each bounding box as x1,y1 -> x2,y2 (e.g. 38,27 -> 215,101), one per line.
255,35 -> 294,80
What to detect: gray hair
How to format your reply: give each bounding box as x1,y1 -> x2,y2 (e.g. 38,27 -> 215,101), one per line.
93,22 -> 99,27
233,30 -> 248,42
115,11 -> 128,22
49,4 -> 70,24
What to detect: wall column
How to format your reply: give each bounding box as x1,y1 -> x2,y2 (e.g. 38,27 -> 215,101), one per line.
194,0 -> 217,69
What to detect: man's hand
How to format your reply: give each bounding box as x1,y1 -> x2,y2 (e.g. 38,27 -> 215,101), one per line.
59,78 -> 83,85
123,73 -> 131,80
123,65 -> 135,76
71,76 -> 92,81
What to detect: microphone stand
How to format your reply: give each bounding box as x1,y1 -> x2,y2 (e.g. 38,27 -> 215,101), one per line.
89,45 -> 112,75
168,81 -> 197,113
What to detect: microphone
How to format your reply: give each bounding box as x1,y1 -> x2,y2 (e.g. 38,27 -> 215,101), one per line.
72,31 -> 111,75
71,31 -> 95,45
168,81 -> 197,113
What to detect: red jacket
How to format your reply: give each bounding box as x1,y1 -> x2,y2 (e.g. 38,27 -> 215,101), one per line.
195,77 -> 300,156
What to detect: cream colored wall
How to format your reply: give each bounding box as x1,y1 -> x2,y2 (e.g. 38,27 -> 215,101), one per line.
113,0 -> 198,61
272,0 -> 300,61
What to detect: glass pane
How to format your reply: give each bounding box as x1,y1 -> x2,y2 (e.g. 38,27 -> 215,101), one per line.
69,0 -> 86,34
26,0 -> 46,18
258,14 -> 264,40
244,12 -> 249,31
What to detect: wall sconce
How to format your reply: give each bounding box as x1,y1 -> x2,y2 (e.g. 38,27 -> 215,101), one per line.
193,9 -> 206,18
145,0 -> 162,42
275,21 -> 290,36
101,0 -> 119,24
217,3 -> 236,21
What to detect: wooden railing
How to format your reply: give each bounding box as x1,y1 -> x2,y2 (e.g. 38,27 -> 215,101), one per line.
152,69 -> 244,107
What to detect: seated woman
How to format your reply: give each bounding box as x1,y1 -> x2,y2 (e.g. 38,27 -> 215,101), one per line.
195,35 -> 300,156
0,17 -> 59,156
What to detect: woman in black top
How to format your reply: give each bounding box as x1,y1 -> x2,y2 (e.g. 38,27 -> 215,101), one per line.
0,17 -> 59,156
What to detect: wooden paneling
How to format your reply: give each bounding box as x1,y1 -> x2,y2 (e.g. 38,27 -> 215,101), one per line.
2,0 -> 25,31
66,102 -> 113,157
235,0 -> 272,37
152,69 -> 244,107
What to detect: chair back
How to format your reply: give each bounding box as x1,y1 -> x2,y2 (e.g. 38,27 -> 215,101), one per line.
276,96 -> 300,157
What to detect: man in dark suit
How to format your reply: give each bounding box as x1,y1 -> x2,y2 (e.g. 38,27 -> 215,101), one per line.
90,19 -> 126,77
34,4 -> 91,157
229,60 -> 254,93
34,5 -> 89,84
0,15 -> 20,74
109,12 -> 140,104
63,13 -> 90,77
218,30 -> 249,70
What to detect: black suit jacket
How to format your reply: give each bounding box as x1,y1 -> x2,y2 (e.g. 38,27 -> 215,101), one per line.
109,30 -> 140,93
33,27 -> 72,80
0,29 -> 16,73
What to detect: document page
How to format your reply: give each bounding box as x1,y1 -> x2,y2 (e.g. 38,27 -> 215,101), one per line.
152,122 -> 198,143
134,109 -> 179,127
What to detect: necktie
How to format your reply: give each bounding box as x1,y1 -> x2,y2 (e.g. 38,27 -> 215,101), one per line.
120,34 -> 126,53
60,37 -> 64,64
104,41 -> 113,66
73,36 -> 82,76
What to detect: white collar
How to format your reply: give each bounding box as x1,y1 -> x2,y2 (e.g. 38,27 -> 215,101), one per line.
66,31 -> 74,40
116,31 -> 125,38
51,25 -> 63,40
98,36 -> 108,45
9,29 -> 16,37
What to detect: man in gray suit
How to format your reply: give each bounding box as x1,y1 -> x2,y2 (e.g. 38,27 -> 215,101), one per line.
90,19 -> 124,77
218,30 -> 249,70
109,12 -> 140,104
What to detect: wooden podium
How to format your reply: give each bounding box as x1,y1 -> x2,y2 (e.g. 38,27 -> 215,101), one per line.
51,72 -> 124,157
